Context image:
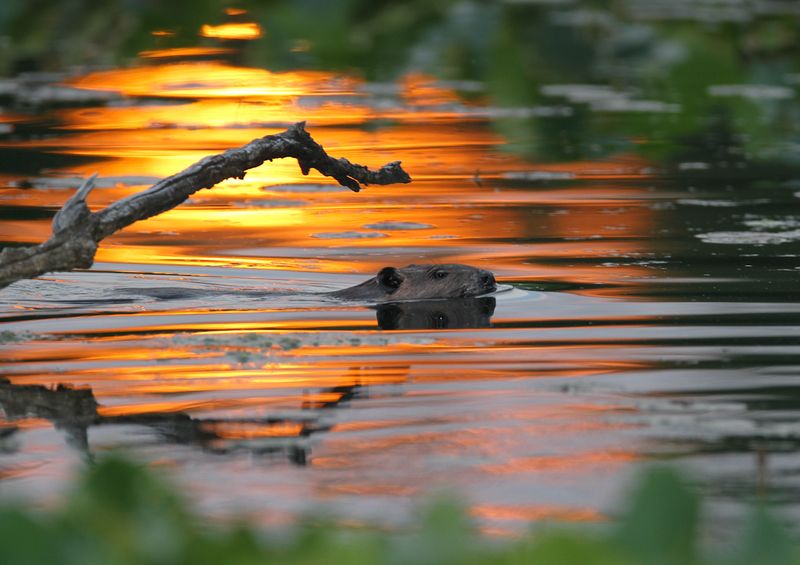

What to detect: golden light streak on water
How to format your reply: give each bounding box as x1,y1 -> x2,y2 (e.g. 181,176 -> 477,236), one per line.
139,47 -> 235,59
68,63 -> 357,98
58,99 -> 372,130
200,22 -> 263,40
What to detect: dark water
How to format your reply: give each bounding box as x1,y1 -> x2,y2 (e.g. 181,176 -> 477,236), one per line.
2,6 -> 800,536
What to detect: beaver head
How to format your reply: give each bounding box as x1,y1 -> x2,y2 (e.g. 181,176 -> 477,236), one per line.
329,264 -> 496,302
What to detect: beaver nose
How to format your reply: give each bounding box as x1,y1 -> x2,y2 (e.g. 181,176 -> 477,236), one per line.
481,272 -> 496,290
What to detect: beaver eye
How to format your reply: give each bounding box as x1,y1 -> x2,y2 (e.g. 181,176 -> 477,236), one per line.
433,270 -> 448,280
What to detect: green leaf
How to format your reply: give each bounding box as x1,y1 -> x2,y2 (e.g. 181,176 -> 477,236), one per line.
0,508 -> 60,565
734,505 -> 797,565
511,532 -> 633,565
613,467 -> 700,565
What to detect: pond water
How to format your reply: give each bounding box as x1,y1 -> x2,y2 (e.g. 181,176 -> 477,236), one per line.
2,15 -> 800,536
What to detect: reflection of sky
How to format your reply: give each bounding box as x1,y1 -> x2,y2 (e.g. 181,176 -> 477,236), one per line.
6,14 -> 798,537
0,57 -> 657,285
0,34 -> 669,534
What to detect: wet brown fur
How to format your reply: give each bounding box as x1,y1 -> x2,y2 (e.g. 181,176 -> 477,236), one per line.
329,264 -> 496,302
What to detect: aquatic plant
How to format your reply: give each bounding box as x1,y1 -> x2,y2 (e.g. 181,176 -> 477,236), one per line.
0,456 -> 797,564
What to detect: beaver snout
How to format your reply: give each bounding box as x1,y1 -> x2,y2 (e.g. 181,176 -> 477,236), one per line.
481,272 -> 496,292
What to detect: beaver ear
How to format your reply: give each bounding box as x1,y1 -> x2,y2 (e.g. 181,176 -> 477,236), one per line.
377,267 -> 404,293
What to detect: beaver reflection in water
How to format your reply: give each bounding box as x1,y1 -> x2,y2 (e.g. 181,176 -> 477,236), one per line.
329,264 -> 496,302
375,297 -> 496,330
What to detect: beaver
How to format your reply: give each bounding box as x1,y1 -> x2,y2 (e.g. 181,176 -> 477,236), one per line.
112,264 -> 496,305
328,263 -> 496,302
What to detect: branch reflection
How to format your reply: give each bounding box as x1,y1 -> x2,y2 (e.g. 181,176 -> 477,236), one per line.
0,376 -> 368,466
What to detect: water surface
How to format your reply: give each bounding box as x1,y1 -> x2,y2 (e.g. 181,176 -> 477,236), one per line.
2,21 -> 800,536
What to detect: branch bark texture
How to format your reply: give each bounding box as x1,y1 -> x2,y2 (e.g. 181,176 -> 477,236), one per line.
0,122 -> 411,289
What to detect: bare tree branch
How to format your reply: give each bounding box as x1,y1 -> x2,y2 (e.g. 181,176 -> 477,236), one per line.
0,122 -> 412,289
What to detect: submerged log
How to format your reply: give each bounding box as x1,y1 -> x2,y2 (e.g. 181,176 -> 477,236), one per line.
0,122 -> 411,289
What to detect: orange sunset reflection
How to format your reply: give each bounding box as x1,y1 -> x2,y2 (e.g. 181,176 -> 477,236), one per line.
204,421 -> 304,440
0,36 -> 665,533
472,504 -> 603,524
482,449 -> 639,475
0,18 -> 655,296
200,22 -> 263,40
68,62 -> 357,99
140,47 -> 235,60
1,60 -> 659,286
